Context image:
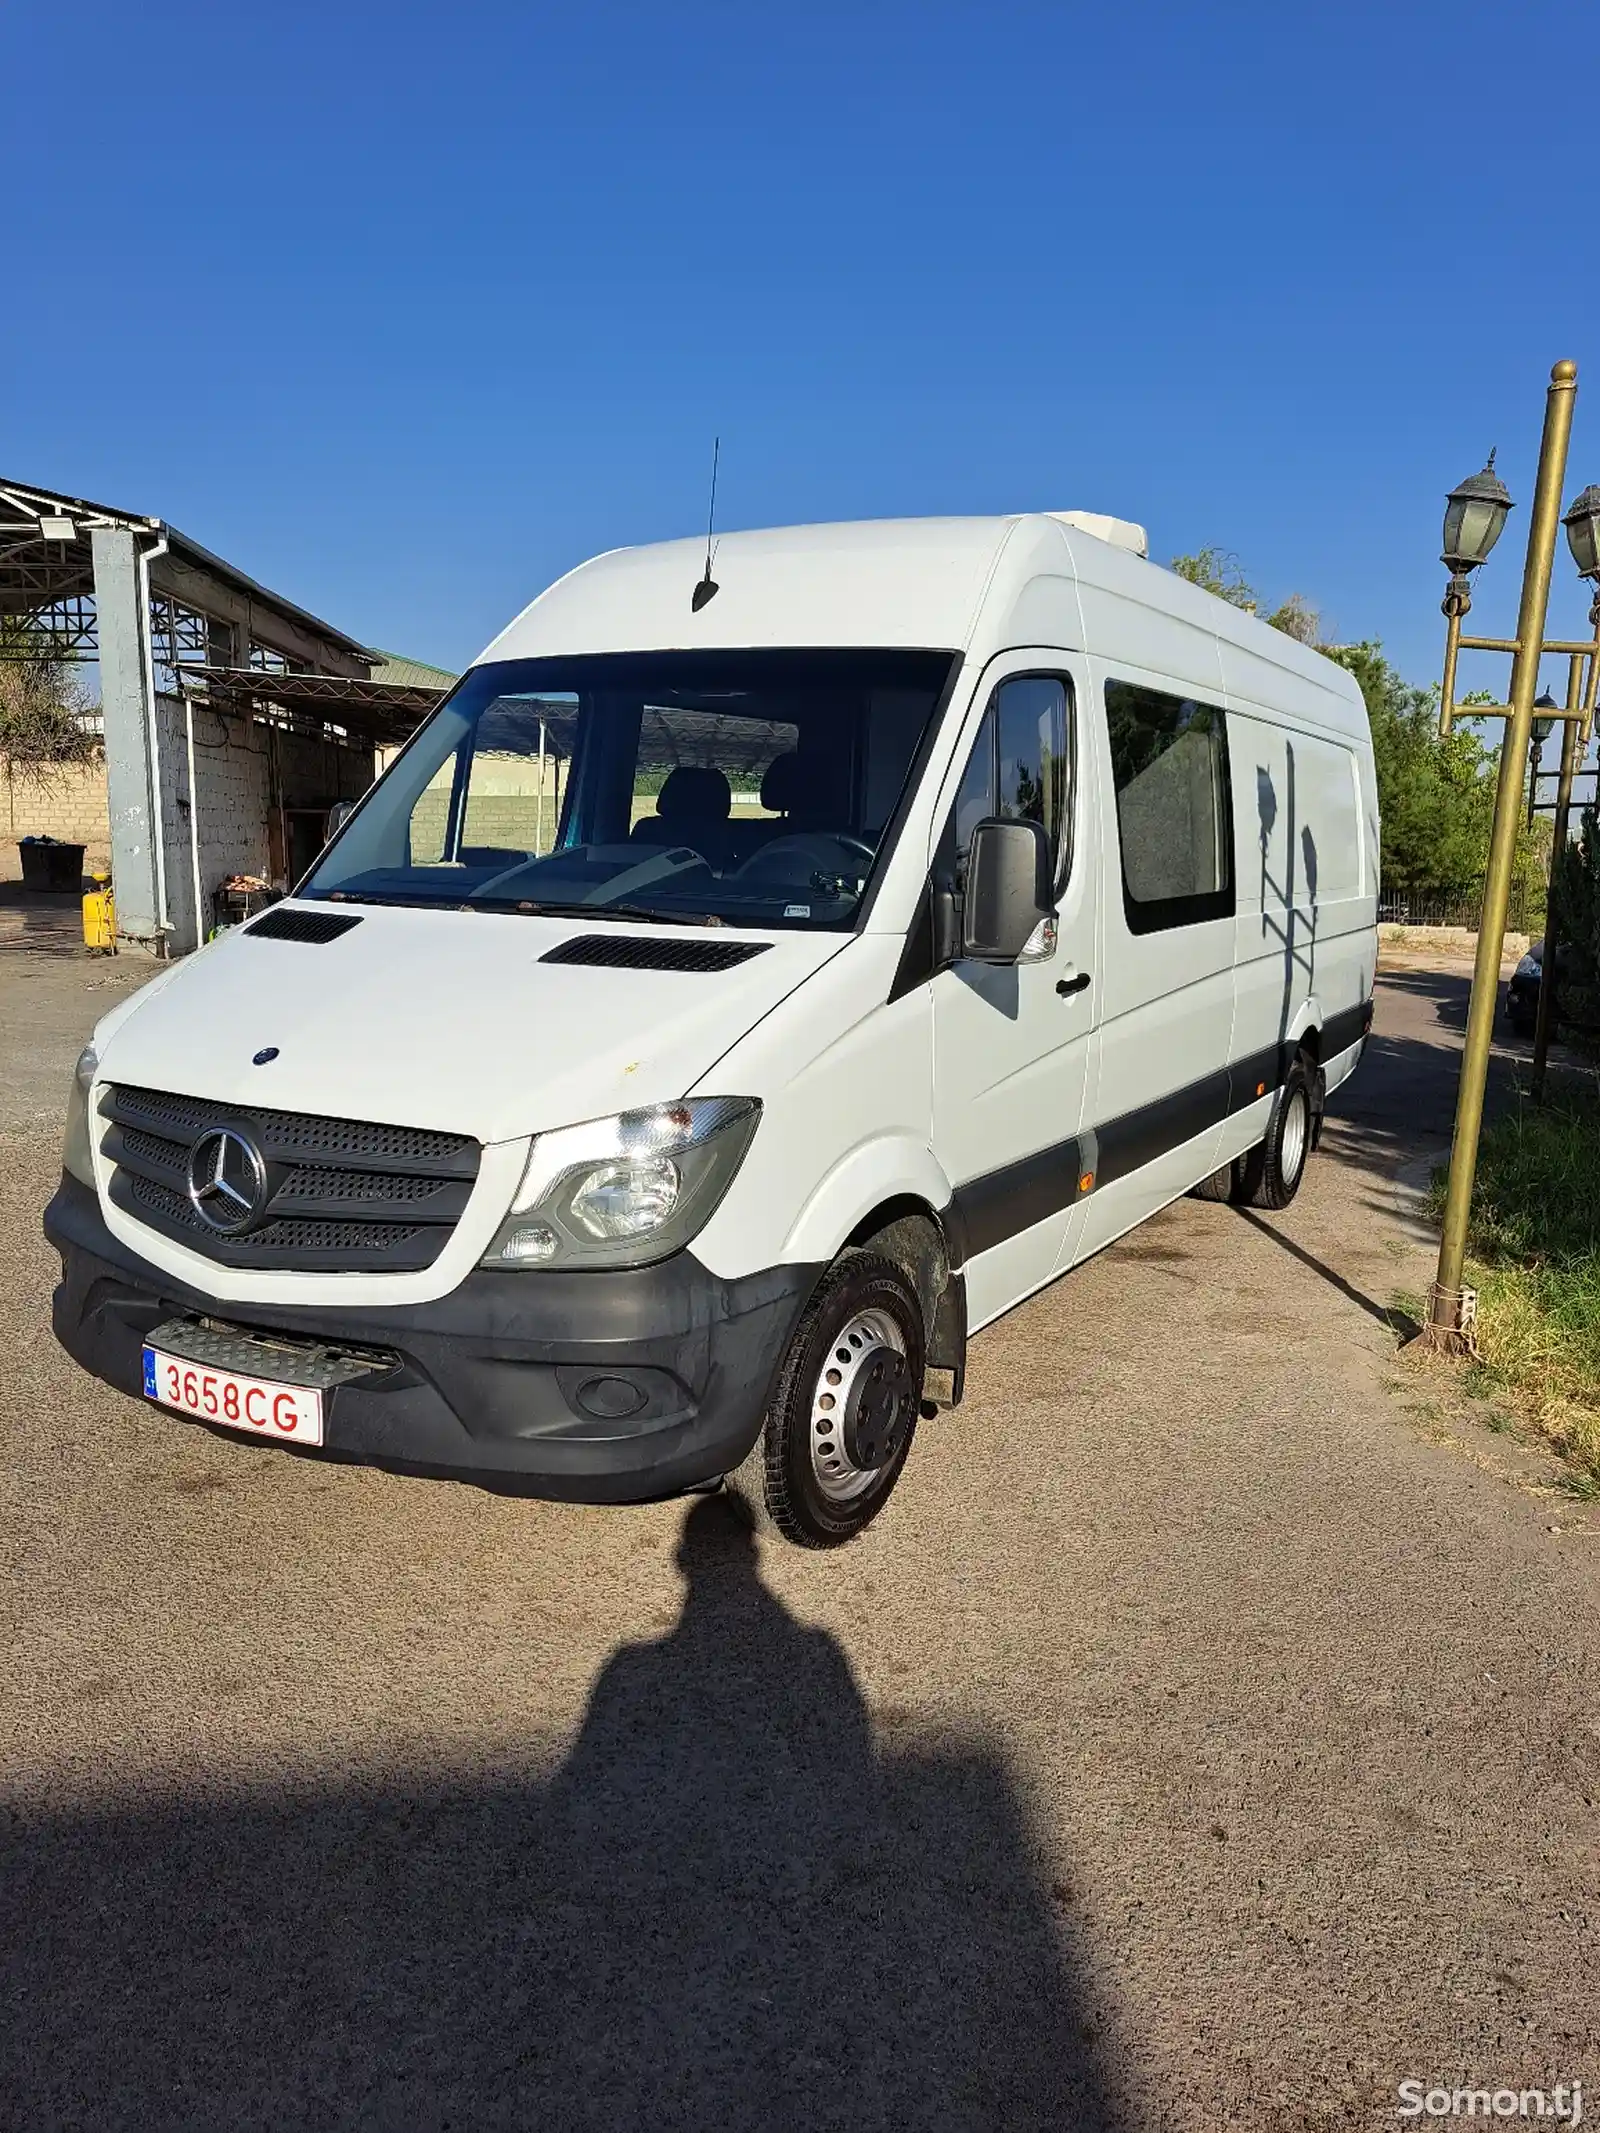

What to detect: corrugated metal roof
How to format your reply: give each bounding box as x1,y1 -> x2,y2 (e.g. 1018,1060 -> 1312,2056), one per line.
367,648 -> 459,689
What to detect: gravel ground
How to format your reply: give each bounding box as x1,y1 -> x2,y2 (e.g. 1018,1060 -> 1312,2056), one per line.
3,946 -> 1596,2131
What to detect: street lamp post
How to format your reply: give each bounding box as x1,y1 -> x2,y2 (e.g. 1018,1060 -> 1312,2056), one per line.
1425,360 -> 1600,1352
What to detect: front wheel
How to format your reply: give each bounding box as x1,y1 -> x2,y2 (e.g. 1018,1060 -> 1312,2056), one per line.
725,1250 -> 924,1548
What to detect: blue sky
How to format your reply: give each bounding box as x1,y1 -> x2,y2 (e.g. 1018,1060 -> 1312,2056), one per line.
7,0 -> 1599,688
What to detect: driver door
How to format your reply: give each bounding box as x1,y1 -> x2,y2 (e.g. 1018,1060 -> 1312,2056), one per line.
931,657 -> 1099,1330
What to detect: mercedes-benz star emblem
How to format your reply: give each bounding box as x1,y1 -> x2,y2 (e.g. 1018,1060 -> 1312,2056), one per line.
186,1127 -> 269,1235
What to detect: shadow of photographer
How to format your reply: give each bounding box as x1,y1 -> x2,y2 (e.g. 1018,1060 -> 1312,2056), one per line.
7,1496 -> 1119,2131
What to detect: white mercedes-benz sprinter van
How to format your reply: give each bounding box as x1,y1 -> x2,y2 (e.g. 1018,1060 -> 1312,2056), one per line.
47,512 -> 1377,1547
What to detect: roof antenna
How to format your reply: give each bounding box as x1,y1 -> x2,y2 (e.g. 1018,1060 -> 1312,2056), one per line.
692,437 -> 720,611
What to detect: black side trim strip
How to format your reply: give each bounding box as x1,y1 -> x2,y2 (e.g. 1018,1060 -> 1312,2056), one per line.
1095,1070 -> 1229,1190
1227,1044 -> 1286,1115
945,1005 -> 1374,1262
950,1136 -> 1084,1259
1322,1001 -> 1370,1056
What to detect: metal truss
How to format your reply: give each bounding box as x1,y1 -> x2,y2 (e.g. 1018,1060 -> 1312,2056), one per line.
0,592 -> 97,658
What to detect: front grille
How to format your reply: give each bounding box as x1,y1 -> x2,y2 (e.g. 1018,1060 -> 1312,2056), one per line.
129,1174 -> 431,1257
275,1165 -> 454,1204
100,1082 -> 480,1274
540,933 -> 771,972
106,1084 -> 475,1170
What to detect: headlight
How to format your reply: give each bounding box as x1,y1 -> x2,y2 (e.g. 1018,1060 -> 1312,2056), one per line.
1515,952 -> 1541,979
62,1043 -> 98,1187
481,1097 -> 761,1270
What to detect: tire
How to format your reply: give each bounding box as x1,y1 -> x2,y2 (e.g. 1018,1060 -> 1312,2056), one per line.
1233,1054 -> 1315,1211
1189,1163 -> 1235,1201
725,1250 -> 924,1548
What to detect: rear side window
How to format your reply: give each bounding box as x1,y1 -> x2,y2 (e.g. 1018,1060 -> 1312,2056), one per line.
950,674 -> 1073,887
1105,679 -> 1233,932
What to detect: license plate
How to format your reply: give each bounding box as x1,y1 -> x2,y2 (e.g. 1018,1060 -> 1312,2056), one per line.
142,1346 -> 324,1446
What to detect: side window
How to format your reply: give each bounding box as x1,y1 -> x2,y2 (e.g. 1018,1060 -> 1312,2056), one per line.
1105,679 -> 1233,932
407,758 -> 455,865
451,695 -> 574,862
950,674 -> 1073,886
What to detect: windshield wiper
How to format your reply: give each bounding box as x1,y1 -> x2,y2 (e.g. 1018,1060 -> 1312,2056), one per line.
466,897 -> 739,928
317,890 -> 471,911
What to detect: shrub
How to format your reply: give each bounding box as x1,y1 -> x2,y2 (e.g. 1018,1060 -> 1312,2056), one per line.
0,627 -> 100,785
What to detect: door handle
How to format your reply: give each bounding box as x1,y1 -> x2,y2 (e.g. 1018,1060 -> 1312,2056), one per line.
1055,970 -> 1092,998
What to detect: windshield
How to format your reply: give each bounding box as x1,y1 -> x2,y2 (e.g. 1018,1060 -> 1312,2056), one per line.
303,648 -> 957,929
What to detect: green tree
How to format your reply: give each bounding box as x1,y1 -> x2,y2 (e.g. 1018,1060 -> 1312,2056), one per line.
0,623 -> 99,784
1171,554 -> 1322,646
1322,641 -> 1547,909
1170,547 -> 1256,610
1263,592 -> 1322,645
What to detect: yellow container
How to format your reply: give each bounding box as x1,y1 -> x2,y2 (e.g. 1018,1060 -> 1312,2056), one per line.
82,879 -> 115,952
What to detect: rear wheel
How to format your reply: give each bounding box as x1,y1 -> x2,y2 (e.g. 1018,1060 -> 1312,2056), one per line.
1233,1055 -> 1314,1210
725,1251 -> 923,1548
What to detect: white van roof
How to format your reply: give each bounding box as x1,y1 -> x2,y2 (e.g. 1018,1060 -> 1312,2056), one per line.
476,513 -> 1368,743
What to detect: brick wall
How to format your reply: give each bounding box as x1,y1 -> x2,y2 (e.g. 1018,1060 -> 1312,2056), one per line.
156,699 -> 375,951
1,760 -> 112,878
3,709 -> 374,937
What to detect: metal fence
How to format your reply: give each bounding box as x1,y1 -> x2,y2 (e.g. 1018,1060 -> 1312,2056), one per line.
1376,882 -> 1544,933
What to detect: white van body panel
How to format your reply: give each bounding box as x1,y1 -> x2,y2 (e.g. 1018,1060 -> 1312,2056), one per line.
1069,596 -> 1233,1259
94,906 -> 845,1145
89,908 -> 848,1305
480,517 -> 1018,663
689,936 -> 939,1277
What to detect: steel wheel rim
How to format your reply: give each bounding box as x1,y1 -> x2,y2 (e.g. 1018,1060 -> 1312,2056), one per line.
809,1306 -> 908,1503
1280,1086 -> 1309,1183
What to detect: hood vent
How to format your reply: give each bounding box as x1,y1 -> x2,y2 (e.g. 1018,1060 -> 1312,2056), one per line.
540,933 -> 772,973
246,908 -> 365,945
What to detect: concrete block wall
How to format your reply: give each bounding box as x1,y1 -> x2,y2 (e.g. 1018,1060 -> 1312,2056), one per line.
1,761 -> 113,878
156,700 -> 375,951
157,698 -> 272,951
411,753 -> 567,859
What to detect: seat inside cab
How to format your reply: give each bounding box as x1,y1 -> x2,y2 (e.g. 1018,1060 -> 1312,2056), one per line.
630,748 -> 848,873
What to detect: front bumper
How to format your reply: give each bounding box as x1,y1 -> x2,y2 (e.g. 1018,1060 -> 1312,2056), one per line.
44,1173 -> 817,1502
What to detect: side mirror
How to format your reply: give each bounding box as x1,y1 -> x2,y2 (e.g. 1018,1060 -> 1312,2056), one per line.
961,817 -> 1055,963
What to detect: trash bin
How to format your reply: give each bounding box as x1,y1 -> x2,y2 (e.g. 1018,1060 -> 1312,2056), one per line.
17,836 -> 86,893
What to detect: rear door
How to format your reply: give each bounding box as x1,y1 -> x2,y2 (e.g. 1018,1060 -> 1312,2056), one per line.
930,655 -> 1099,1328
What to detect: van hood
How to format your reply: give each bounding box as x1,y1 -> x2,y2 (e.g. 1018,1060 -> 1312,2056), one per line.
95,905 -> 846,1144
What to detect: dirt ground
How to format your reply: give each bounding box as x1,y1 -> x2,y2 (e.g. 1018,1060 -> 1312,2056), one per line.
2,939 -> 1596,2131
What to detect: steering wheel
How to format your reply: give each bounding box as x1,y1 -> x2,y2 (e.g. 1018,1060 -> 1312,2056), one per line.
734,833 -> 876,883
